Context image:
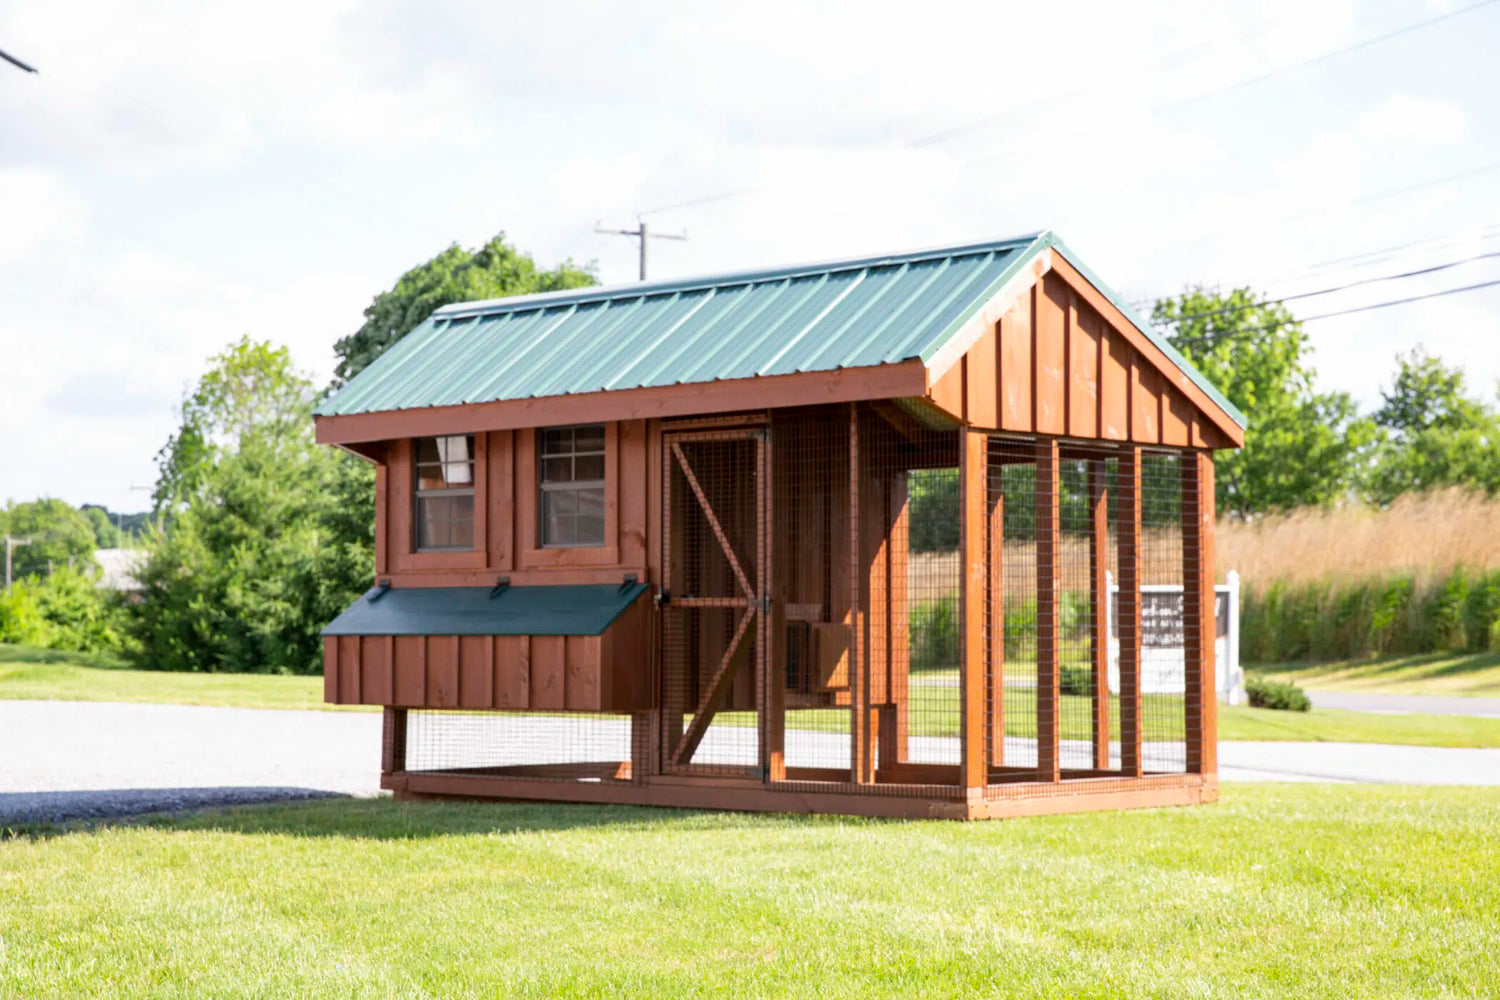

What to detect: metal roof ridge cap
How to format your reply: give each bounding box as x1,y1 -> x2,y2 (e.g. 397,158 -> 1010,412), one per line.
432,233 -> 1046,319
1047,238 -> 1248,430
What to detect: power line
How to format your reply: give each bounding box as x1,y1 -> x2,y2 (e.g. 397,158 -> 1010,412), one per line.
1158,0 -> 1500,111
1151,249 -> 1500,324
1170,277 -> 1500,347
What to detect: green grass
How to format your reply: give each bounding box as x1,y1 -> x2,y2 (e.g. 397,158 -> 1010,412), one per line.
2,786 -> 1498,997
1254,651 -> 1500,698
0,644 -> 347,712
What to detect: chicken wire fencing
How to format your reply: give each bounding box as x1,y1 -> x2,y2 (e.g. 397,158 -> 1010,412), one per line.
390,409 -> 1203,796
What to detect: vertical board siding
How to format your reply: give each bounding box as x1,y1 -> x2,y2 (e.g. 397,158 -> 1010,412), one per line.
565,635 -> 602,710
1068,302 -> 1101,438
361,635 -> 391,706
458,635 -> 493,708
427,635 -> 459,707
620,419 -> 649,567
393,635 -> 426,706
1163,391 -> 1192,447
1132,362 -> 1162,444
323,637 -> 338,703
531,635 -> 567,709
999,293 -> 1033,432
338,635 -> 360,704
488,429 -> 514,571
1034,275 -> 1068,434
494,635 -> 531,708
966,326 -> 999,427
1100,334 -> 1130,440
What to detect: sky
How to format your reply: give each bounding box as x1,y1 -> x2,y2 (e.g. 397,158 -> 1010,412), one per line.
3,0 -> 1500,512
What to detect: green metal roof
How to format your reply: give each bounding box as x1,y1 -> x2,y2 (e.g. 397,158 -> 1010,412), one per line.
322,582 -> 649,637
317,231 -> 1245,429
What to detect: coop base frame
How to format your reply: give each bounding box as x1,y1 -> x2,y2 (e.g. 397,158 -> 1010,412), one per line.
382,766 -> 1217,821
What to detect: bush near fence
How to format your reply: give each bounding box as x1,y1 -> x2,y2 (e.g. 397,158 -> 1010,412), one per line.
1240,568 -> 1500,663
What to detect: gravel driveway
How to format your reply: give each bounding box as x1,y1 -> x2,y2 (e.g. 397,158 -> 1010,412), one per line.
3,700 -> 1498,826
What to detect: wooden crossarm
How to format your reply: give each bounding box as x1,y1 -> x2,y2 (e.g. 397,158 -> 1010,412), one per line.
672,608 -> 755,766
671,442 -> 754,598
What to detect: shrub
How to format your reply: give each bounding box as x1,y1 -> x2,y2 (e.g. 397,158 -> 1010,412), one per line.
1059,664 -> 1093,696
910,596 -> 958,672
1245,675 -> 1311,712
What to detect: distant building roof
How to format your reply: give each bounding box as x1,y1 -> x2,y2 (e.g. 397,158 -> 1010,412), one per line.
316,231 -> 1245,429
93,548 -> 146,592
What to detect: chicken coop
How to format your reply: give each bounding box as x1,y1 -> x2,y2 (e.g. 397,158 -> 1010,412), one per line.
316,231 -> 1245,819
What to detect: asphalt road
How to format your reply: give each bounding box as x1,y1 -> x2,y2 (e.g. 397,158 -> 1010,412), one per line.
3,700 -> 1497,825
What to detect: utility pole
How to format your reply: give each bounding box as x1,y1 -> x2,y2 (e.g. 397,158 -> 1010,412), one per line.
595,219 -> 687,280
4,536 -> 31,589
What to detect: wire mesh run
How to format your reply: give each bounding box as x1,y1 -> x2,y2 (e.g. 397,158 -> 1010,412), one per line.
405,710 -> 633,782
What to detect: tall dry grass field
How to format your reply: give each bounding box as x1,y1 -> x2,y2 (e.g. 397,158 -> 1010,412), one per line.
1217,488 -> 1500,586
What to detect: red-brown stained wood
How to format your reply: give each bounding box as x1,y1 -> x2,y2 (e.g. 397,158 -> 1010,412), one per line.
999,294 -> 1033,432
619,419 -> 649,567
1163,389 -> 1191,447
960,429 -> 987,789
849,404 -> 870,782
966,325 -> 999,428
494,635 -> 530,708
1117,447 -> 1143,776
1100,332 -> 1130,441
338,635 -> 360,704
458,635 -> 493,708
886,472 -> 910,764
1069,302 -> 1102,439
361,635 -> 392,707
530,635 -> 567,710
1089,461 -> 1110,770
488,429 -> 514,572
929,360 -> 965,420
323,637 -> 338,703
1035,438 -> 1061,782
394,635 -> 426,706
426,635 -> 459,707
565,635 -> 601,710
381,707 -> 407,774
1183,451 -> 1218,775
1035,276 -> 1068,434
373,464 -> 389,575
1132,361 -> 1162,445
986,458 -> 1004,767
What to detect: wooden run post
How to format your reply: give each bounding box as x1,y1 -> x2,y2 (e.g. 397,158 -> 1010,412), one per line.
1088,459 -> 1110,771
758,429 -> 785,782
960,428 -> 988,790
1117,446 -> 1143,777
1035,439 -> 1061,783
849,404 -> 873,783
986,447 -> 1005,768
381,707 -> 408,775
1182,451 -> 1218,776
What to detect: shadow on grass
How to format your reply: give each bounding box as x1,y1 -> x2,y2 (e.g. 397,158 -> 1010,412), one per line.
6,790 -> 846,842
1250,651 -> 1500,680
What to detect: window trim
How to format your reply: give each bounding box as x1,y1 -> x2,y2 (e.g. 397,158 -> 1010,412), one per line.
537,424 -> 607,549
413,434 -> 477,553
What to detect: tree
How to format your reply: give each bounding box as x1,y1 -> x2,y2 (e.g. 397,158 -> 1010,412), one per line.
79,505 -> 122,549
131,338 -> 373,673
333,233 -> 595,384
1154,287 -> 1374,518
1366,349 -> 1500,504
0,498 -> 97,580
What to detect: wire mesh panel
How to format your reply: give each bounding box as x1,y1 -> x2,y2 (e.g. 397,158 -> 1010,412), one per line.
405,710 -> 633,781
1140,451 -> 1188,774
986,440 -> 1038,773
661,431 -> 765,777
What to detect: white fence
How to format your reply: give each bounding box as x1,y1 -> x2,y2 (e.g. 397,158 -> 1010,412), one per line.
1104,569 -> 1243,705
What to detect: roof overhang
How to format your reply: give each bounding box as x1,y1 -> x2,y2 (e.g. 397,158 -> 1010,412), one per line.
323,582 -> 650,637
315,358 -> 929,446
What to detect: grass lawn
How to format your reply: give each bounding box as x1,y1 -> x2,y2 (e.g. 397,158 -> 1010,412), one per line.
0,644 -> 348,712
1254,651 -> 1500,698
2,785 -> 1497,998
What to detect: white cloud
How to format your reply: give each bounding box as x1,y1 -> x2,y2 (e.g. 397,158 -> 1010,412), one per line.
0,168 -> 86,264
1357,95 -> 1467,145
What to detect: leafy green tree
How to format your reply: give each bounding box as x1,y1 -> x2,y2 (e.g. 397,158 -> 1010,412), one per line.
1154,287 -> 1374,518
333,233 -> 595,384
79,505 -> 122,548
1366,349 -> 1500,504
132,338 -> 373,673
0,499 -> 97,580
